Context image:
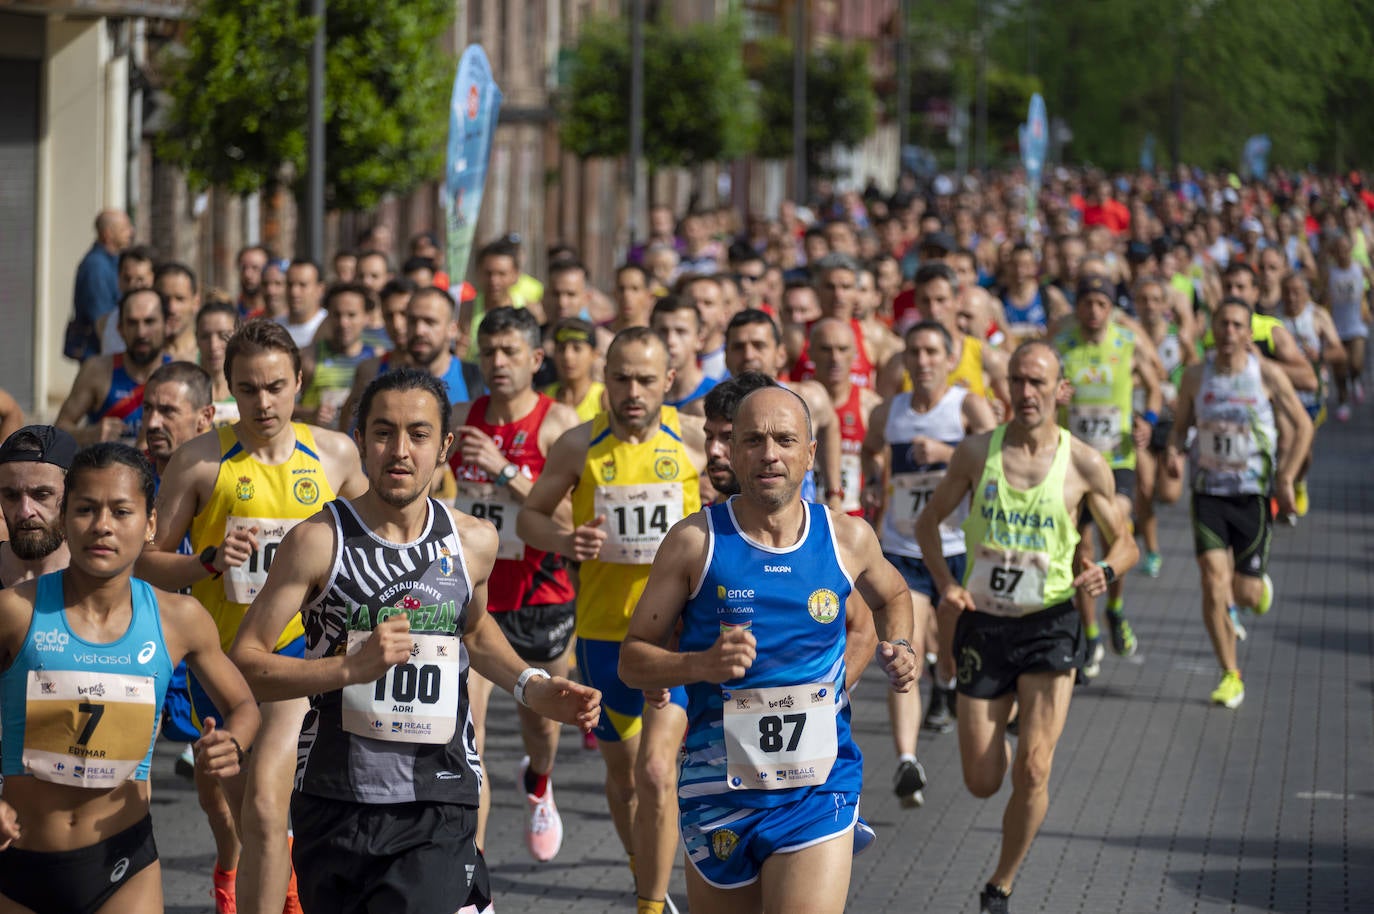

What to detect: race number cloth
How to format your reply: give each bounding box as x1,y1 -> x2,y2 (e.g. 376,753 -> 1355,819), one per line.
454,482 -> 523,560
879,387 -> 969,559
341,632 -> 463,745
722,682 -> 838,790
593,483 -> 684,564
223,516 -> 301,604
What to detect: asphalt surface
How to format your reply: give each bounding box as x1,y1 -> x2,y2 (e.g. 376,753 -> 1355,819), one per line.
154,401 -> 1374,913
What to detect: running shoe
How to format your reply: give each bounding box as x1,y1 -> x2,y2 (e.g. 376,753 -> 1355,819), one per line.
1080,635 -> 1104,681
893,758 -> 927,808
921,685 -> 955,733
1140,551 -> 1162,578
1106,608 -> 1137,657
176,743 -> 195,778
853,817 -> 876,856
1210,670 -> 1244,708
979,882 -> 1012,914
1294,480 -> 1309,517
1254,573 -> 1274,616
518,757 -> 563,862
1337,404 -> 1352,422
457,904 -> 494,914
1229,607 -> 1247,642
1355,379 -> 1366,404
212,866 -> 236,914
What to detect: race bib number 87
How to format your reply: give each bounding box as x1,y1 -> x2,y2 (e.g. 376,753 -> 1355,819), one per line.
722,683 -> 838,790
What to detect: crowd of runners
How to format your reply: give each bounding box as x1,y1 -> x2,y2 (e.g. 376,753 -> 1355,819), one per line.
0,163 -> 1364,914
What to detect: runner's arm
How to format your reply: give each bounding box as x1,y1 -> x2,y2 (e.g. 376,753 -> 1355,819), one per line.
227,516 -> 346,702
1260,358 -> 1314,491
913,437 -> 982,600
54,359 -> 117,444
1077,443 -> 1139,587
1267,324 -> 1318,393
982,346 -> 1012,413
963,389 -> 999,433
459,516 -> 601,731
336,357 -> 380,435
315,427 -> 370,498
1314,310 -> 1347,367
859,401 -> 891,517
516,424 -> 592,558
843,592 -> 879,690
834,513 -> 917,692
167,592 -> 262,775
137,439 -> 220,590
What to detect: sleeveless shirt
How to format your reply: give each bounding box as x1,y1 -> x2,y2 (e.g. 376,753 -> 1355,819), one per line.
880,388 -> 969,559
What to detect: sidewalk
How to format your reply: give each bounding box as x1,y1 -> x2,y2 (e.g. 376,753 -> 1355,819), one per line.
158,403 -> 1374,914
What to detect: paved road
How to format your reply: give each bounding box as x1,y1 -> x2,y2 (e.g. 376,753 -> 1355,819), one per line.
156,406 -> 1374,913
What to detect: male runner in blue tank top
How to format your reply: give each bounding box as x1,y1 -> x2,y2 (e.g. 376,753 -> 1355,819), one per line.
621,386 -> 916,914
231,369 -> 599,914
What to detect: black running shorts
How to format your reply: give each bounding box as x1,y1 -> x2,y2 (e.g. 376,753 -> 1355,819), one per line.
492,599 -> 576,663
0,814 -> 157,914
953,601 -> 1086,700
1079,468 -> 1137,525
291,794 -> 491,914
1191,493 -> 1270,578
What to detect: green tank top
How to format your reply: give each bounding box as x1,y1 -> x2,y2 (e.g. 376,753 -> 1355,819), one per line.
961,425 -> 1080,615
1056,323 -> 1136,470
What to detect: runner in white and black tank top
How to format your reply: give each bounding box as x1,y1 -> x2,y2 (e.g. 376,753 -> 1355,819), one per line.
297,496 -> 481,805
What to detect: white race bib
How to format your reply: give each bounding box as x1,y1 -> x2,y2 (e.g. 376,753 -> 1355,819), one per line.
888,469 -> 944,538
839,453 -> 862,514
1068,403 -> 1122,453
341,632 -> 462,745
1197,419 -> 1253,472
455,481 -> 524,560
224,516 -> 302,604
22,670 -> 156,788
594,483 -> 683,564
722,683 -> 838,791
966,543 -> 1050,617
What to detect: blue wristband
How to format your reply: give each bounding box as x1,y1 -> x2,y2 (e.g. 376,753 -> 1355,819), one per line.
1143,410 -> 1158,427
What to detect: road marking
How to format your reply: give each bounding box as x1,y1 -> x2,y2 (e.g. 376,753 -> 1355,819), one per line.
1295,790 -> 1355,801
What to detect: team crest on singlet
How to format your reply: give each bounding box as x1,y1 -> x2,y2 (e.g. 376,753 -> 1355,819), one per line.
293,477 -> 320,505
654,455 -> 679,480
600,458 -> 617,482
438,547 -> 454,576
235,476 -> 255,500
712,828 -> 740,860
983,480 -> 998,503
807,588 -> 840,624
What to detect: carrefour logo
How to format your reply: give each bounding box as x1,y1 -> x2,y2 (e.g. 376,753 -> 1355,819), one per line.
716,586 -> 755,600
33,630 -> 69,652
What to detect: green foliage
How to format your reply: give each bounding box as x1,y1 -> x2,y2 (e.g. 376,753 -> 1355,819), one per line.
751,38 -> 878,174
158,0 -> 453,211
560,14 -> 757,169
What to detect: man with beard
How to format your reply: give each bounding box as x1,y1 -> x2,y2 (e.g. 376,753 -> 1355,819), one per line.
340,287 -> 485,429
519,328 -> 706,914
57,287 -> 172,446
0,426 -> 76,588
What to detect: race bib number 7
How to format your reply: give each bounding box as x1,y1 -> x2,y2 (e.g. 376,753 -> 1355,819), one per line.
341,632 -> 462,745
722,683 -> 837,790
224,516 -> 301,604
22,670 -> 157,787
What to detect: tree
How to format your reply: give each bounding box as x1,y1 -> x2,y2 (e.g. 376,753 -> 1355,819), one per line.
751,38 -> 878,176
158,0 -> 453,211
560,14 -> 757,170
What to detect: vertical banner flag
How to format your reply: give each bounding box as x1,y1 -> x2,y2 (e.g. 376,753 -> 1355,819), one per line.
1242,134 -> 1271,181
445,45 -> 504,287
1019,93 -> 1048,234
1140,132 -> 1157,173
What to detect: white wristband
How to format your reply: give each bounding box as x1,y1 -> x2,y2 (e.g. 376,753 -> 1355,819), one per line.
514,667 -> 550,707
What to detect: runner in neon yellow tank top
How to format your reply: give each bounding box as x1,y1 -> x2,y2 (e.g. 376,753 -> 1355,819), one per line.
138,319 -> 367,914
1052,275 -> 1160,681
915,340 -> 1137,914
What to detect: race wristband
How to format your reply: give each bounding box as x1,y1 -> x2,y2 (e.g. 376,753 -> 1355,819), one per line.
514,667 -> 551,708
1143,410 -> 1159,427
890,638 -> 917,656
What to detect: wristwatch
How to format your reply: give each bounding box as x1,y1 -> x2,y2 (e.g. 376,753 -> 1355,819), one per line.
890,638 -> 917,656
1095,561 -> 1117,585
199,545 -> 222,578
494,463 -> 520,487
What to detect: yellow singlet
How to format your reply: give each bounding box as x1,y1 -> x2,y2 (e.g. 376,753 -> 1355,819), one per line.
572,406 -> 700,641
544,381 -> 606,424
902,333 -> 988,398
190,423 -> 336,652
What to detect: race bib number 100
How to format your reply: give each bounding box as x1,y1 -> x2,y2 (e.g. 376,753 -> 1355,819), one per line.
22,670 -> 157,788
594,483 -> 683,564
341,632 -> 462,745
722,683 -> 838,790
224,516 -> 301,604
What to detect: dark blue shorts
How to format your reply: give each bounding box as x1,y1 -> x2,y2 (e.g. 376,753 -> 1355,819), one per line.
574,637 -> 687,743
884,552 -> 967,603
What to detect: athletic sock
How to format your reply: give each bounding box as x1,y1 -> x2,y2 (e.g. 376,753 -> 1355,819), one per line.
1106,597 -> 1124,614
637,899 -> 666,914
523,766 -> 550,798
212,865 -> 236,913
944,677 -> 958,690
1085,623 -> 1101,640
898,753 -> 917,765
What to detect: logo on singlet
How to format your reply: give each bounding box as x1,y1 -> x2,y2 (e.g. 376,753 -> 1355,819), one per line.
438,547 -> 454,576
33,630 -> 69,652
807,588 -> 840,624
235,476 -> 255,500
293,477 -> 320,505
654,456 -> 680,480
983,480 -> 998,503
137,641 -> 157,663
600,458 -> 617,483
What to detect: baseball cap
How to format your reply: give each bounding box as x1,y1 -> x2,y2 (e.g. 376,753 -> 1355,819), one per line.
1077,275 -> 1116,302
919,231 -> 958,255
0,426 -> 78,471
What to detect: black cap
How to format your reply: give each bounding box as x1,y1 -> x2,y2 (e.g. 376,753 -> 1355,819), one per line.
1077,275 -> 1116,302
0,425 -> 78,471
919,231 -> 957,255
1125,241 -> 1153,264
